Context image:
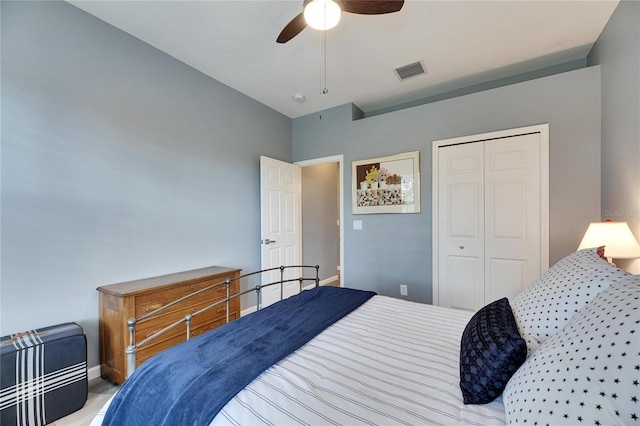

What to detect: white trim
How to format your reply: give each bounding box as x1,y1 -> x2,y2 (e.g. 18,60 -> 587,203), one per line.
88,365 -> 101,382
318,275 -> 339,287
241,306 -> 257,317
431,124 -> 550,306
294,155 -> 345,288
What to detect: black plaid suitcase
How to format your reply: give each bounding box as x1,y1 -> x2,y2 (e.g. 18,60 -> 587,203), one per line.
0,322 -> 88,426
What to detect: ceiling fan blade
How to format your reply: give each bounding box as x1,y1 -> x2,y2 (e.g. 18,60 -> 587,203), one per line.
277,12 -> 308,43
339,0 -> 404,15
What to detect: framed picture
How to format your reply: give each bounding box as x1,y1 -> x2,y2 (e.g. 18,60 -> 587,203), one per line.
352,151 -> 420,214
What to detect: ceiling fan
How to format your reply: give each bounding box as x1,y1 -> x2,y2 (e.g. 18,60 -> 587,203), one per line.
277,0 -> 405,43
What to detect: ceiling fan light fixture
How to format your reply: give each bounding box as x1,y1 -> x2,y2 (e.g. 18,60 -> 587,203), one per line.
304,0 -> 342,31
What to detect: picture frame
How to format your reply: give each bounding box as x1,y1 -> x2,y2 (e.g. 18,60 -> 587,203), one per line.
352,151 -> 420,214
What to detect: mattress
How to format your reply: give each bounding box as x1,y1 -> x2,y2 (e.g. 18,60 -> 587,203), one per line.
94,295 -> 506,425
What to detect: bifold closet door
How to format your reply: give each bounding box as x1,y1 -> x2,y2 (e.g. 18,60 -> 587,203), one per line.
484,134 -> 541,304
437,142 -> 485,311
438,133 -> 541,311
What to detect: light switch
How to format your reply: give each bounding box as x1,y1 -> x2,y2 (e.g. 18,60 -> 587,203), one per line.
353,220 -> 363,230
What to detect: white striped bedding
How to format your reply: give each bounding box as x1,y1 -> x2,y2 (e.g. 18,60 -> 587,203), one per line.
93,295 -> 506,425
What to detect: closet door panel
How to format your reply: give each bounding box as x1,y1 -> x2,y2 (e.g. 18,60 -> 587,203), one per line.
484,134 -> 541,302
447,256 -> 482,311
438,143 -> 484,310
486,258 -> 527,302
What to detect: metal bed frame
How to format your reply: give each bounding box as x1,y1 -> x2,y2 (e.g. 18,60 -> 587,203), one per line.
125,265 -> 320,378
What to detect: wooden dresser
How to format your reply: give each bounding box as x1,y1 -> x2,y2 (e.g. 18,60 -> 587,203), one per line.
97,266 -> 241,384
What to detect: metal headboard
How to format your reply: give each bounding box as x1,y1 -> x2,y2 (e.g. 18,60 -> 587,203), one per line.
125,265 -> 320,378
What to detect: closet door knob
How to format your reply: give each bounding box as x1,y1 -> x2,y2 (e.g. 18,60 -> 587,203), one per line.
459,245 -> 465,250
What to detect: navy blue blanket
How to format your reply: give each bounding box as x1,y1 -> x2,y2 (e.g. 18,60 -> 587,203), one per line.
103,286 -> 375,425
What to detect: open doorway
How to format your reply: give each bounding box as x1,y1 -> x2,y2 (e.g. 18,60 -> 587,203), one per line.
296,155 -> 344,287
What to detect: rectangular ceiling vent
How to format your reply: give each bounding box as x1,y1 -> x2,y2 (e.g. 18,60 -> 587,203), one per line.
394,61 -> 426,81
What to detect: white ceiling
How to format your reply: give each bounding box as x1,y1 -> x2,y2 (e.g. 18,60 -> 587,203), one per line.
68,0 -> 619,118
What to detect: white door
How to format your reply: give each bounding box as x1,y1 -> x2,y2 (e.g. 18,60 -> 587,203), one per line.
438,143 -> 485,311
260,156 -> 301,308
484,134 -> 541,302
436,131 -> 544,311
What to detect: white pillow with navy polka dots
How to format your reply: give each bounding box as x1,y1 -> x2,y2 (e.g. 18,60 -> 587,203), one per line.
504,275 -> 640,425
509,248 -> 629,354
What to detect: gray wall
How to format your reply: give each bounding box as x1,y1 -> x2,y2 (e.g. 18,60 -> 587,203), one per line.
588,0 -> 640,274
293,67 -> 602,303
1,1 -> 291,368
301,163 -> 339,281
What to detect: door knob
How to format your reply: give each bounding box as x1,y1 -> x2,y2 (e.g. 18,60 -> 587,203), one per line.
262,239 -> 277,245
459,245 -> 465,249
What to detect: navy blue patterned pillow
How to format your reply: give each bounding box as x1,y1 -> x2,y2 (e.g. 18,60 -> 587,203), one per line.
459,297 -> 526,404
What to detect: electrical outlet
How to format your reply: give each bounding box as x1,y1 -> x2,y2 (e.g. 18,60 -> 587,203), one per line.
400,285 -> 408,296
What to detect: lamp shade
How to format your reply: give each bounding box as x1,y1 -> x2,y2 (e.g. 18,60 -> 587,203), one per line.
578,221 -> 640,259
304,0 -> 342,30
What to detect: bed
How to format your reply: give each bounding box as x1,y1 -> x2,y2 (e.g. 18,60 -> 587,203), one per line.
93,249 -> 639,425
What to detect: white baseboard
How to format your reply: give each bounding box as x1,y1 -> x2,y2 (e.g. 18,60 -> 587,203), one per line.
319,275 -> 339,286
240,275 -> 340,318
241,306 -> 257,317
88,365 -> 101,381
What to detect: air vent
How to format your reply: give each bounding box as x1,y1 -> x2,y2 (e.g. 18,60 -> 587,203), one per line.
394,61 -> 426,81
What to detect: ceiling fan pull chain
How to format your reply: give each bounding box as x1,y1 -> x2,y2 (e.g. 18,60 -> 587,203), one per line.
322,29 -> 328,95
319,30 -> 328,119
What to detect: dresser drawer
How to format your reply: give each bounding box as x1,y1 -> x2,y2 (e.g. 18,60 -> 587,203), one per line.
134,299 -> 236,343
135,277 -> 236,318
135,316 -> 231,366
